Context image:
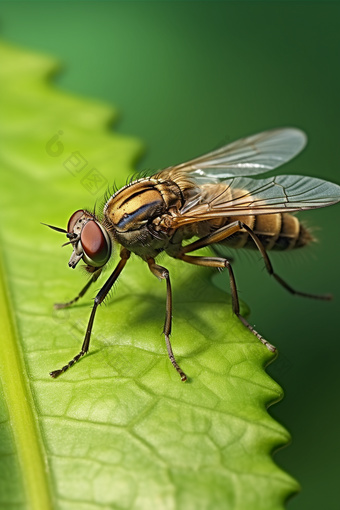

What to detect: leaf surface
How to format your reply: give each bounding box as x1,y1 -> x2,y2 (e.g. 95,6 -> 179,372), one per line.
0,42 -> 299,510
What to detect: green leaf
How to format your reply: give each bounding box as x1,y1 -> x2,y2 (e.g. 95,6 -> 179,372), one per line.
0,41 -> 299,510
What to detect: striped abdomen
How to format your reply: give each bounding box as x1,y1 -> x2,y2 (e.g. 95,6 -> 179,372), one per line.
220,212 -> 313,251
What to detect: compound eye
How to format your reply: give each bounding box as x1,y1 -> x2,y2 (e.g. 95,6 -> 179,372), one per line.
67,210 -> 85,233
81,221 -> 111,267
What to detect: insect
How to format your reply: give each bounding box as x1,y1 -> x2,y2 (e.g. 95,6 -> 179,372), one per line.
44,128 -> 340,381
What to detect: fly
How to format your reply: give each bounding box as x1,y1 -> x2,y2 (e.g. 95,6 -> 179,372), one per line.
44,128 -> 340,381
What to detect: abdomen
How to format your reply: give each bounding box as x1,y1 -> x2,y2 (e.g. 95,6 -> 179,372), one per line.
218,213 -> 313,251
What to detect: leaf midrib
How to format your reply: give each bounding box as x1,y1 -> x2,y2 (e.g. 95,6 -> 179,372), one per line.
0,249 -> 52,510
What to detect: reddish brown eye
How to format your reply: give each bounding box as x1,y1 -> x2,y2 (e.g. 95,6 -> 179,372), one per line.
81,221 -> 111,266
67,210 -> 85,233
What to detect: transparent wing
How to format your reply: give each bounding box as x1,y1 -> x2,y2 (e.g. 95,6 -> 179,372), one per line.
172,175 -> 340,228
161,128 -> 307,181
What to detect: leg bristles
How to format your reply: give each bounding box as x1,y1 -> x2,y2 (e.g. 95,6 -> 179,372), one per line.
237,314 -> 276,352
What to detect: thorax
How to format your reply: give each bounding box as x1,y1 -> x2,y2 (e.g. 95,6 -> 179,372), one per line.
103,177 -> 184,260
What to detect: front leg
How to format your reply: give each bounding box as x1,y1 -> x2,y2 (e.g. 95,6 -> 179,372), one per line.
148,258 -> 187,382
50,248 -> 130,378
54,268 -> 102,309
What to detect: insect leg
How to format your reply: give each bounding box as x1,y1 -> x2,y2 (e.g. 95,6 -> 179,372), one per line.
181,221 -> 242,254
54,269 -> 102,309
181,220 -> 331,300
176,253 -> 276,352
50,248 -> 130,378
239,223 -> 332,301
148,258 -> 187,382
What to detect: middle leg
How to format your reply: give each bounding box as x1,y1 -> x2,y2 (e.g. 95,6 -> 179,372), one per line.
148,258 -> 187,382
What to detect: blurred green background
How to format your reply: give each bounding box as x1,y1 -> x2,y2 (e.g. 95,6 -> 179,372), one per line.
0,1 -> 339,508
